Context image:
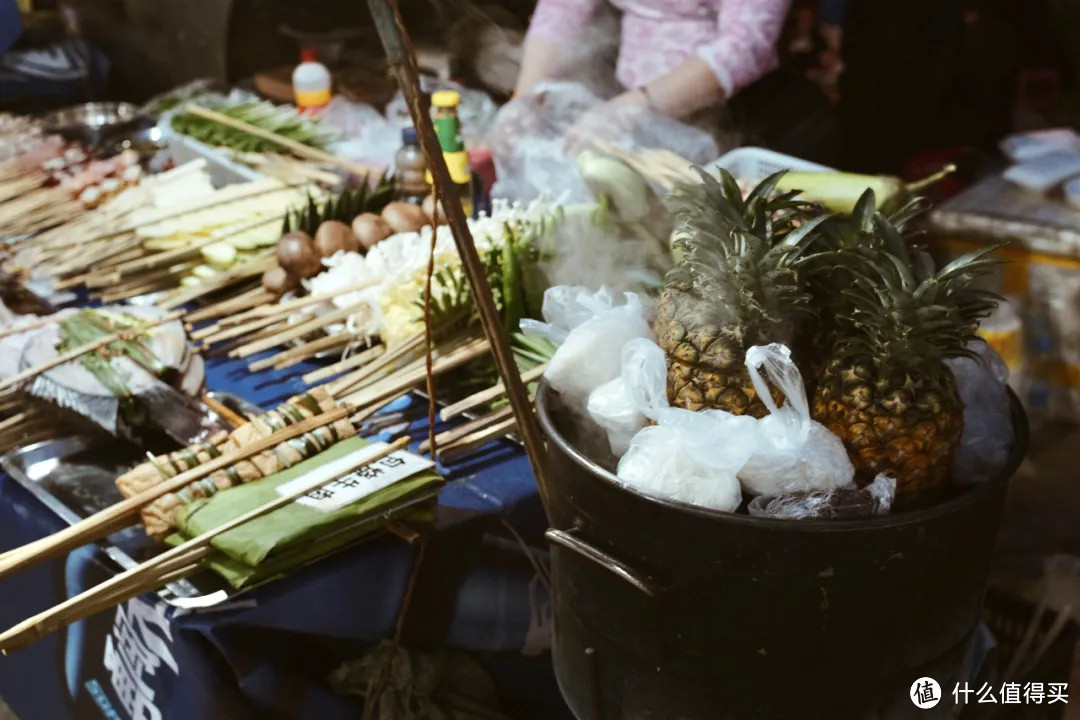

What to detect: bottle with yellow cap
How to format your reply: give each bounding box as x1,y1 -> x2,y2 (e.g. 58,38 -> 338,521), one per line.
427,90 -> 474,218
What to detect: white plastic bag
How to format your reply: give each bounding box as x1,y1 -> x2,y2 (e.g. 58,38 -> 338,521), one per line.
488,81 -> 717,202
520,286 -> 652,407
586,338 -> 667,457
738,344 -> 855,497
617,408 -> 759,512
946,340 -> 1014,485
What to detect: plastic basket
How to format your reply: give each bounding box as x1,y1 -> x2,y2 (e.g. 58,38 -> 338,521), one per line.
705,146 -> 833,183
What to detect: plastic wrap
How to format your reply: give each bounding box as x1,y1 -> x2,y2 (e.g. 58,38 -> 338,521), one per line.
586,338 -> 667,457
521,286 -> 652,408
747,474 -> 896,520
737,344 -> 855,497
321,97 -> 401,171
489,81 -> 718,202
617,408 -> 759,512
947,340 -> 1015,485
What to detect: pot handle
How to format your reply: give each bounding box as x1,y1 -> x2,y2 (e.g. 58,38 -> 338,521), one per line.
545,528 -> 657,597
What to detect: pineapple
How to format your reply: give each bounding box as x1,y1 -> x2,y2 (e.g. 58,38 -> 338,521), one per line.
655,169 -> 826,416
811,232 -> 1001,504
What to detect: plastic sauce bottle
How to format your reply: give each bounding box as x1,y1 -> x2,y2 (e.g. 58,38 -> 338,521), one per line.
428,90 -> 473,218
395,127 -> 430,204
292,48 -> 331,114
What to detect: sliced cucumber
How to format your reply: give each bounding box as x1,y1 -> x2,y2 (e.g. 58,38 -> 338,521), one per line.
191,264 -> 222,280
201,242 -> 237,269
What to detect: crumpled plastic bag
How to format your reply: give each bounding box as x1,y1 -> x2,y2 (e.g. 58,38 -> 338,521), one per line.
738,344 -> 855,497
488,81 -> 717,202
946,339 -> 1014,485
586,337 -> 667,456
617,407 -> 759,512
747,473 -> 896,520
521,285 -> 652,408
321,96 -> 401,171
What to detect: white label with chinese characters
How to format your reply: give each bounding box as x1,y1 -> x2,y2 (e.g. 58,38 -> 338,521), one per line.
275,442 -> 434,513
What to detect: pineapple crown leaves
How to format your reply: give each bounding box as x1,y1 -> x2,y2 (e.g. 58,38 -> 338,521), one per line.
665,168 -> 825,342
837,242 -> 1005,380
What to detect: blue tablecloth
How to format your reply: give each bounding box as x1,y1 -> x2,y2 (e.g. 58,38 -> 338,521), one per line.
0,347 -> 568,720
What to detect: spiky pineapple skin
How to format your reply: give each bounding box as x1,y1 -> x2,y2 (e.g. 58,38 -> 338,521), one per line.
811,357 -> 963,504
655,288 -> 772,417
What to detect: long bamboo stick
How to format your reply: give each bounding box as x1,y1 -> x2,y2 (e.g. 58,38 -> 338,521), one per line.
328,332 -> 425,398
247,333 -> 349,372
220,278 -> 380,327
112,216 -> 281,278
184,288 -> 272,324
419,405 -> 514,454
0,406 -> 351,582
0,310 -> 186,392
301,344 -> 384,385
341,338 -> 491,409
184,106 -> 379,178
437,417 -> 518,464
156,253 -> 276,310
439,364 -> 547,420
0,437 -> 408,653
367,0 -> 550,503
228,301 -> 366,358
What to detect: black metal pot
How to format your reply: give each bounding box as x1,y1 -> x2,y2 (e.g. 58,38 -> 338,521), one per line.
535,382 -> 1029,720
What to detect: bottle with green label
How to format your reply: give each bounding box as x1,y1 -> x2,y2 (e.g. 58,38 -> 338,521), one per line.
428,90 -> 473,218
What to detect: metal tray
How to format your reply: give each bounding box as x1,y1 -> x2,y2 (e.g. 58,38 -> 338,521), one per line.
0,391 -> 438,609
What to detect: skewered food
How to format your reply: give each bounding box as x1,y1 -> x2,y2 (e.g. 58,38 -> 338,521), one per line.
262,265 -> 300,295
351,213 -> 392,250
277,231 -> 321,278
314,220 -> 358,257
381,201 -> 431,235
116,387 -> 355,540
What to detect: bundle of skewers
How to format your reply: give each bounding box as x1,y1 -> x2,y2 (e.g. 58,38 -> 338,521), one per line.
0,1 -> 559,658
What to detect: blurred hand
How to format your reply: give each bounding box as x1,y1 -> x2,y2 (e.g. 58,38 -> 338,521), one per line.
562,89 -> 650,155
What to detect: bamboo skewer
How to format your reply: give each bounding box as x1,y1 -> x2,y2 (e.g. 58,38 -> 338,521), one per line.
193,308 -> 284,344
247,333 -> 349,372
418,404 -> 516,454
437,417 -> 518,464
201,393 -> 249,428
341,339 -> 492,408
302,344 -> 384,385
328,332 -> 425,398
184,288 -> 272,324
0,437 -> 408,653
184,105 -> 379,178
439,364 -> 547,420
0,310 -> 186,392
156,255 -> 276,310
111,216 -> 281,278
0,315 -> 63,341
228,302 -> 367,358
0,406 -> 352,582
220,278 -> 380,327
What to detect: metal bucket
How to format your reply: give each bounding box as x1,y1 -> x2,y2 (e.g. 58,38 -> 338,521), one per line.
535,382 -> 1029,719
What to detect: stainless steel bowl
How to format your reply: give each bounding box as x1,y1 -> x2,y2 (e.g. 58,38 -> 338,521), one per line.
40,102 -> 146,147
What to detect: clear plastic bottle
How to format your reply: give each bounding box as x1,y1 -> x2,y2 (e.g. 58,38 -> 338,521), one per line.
395,127 -> 429,204
292,48 -> 331,114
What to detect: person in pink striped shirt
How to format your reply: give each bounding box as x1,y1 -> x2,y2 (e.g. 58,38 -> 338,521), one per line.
516,0 -> 792,122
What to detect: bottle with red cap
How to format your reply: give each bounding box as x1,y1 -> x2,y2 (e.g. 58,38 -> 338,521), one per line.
292,48 -> 332,114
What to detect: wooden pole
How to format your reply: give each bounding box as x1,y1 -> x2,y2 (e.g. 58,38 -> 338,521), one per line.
366,0 -> 550,505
